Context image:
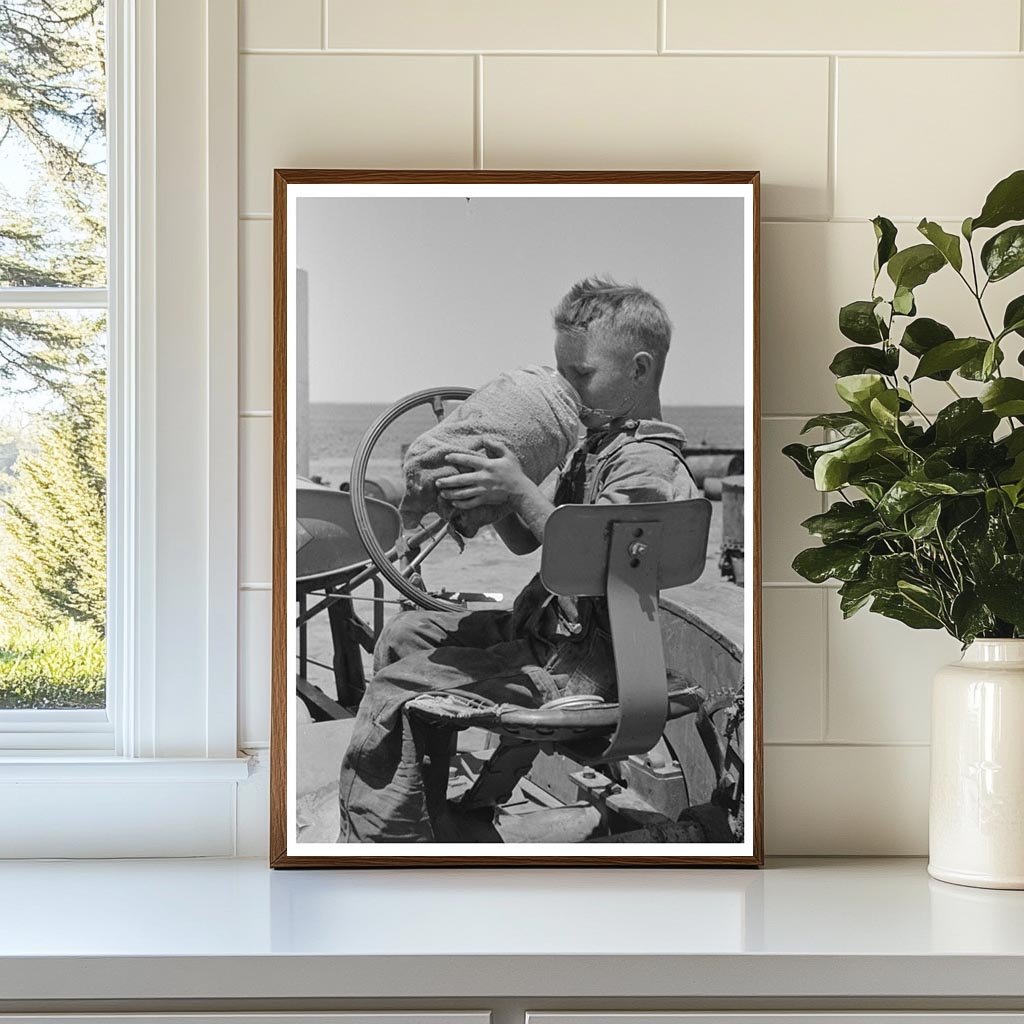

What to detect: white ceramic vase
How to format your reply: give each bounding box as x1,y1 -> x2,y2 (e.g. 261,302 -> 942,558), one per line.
929,639 -> 1024,889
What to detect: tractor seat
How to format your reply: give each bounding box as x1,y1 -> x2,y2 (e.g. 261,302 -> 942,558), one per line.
409,498 -> 714,763
408,684 -> 707,748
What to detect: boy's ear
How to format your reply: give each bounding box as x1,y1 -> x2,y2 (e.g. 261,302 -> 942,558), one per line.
633,350 -> 654,381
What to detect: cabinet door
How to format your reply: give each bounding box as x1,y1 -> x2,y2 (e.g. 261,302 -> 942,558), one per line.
528,1016 -> 1024,1024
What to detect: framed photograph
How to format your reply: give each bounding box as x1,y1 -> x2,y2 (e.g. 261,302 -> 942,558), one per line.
270,170 -> 762,867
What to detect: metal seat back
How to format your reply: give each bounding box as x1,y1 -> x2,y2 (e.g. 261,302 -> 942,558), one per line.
539,499 -> 713,760
540,499 -> 712,596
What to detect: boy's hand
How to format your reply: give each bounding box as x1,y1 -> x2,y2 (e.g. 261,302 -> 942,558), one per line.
438,440 -> 531,509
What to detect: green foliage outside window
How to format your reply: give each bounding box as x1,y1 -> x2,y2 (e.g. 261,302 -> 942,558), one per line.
0,1 -> 107,708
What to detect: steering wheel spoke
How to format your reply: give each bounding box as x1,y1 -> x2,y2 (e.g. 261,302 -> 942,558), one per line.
400,519 -> 453,578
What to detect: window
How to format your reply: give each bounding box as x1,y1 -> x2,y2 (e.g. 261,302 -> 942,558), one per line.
0,1 -> 110,742
0,0 -> 245,856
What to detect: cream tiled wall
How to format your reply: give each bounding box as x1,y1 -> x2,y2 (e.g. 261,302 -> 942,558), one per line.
236,0 -> 1023,854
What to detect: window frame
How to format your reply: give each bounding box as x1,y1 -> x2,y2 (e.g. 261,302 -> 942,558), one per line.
0,0 -> 247,857
0,6 -> 117,750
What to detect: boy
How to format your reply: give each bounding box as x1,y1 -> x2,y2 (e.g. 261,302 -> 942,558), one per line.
337,276 -> 699,843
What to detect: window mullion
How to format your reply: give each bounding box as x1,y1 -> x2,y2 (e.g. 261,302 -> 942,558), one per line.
0,287 -> 108,310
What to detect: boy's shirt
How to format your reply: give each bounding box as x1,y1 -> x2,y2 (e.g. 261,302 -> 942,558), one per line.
513,417 -> 700,646
554,418 -> 700,506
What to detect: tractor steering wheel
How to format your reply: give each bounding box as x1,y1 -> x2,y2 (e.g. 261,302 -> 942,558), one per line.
349,386 -> 475,613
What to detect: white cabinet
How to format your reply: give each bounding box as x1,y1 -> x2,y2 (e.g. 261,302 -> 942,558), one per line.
527,1017 -> 1024,1024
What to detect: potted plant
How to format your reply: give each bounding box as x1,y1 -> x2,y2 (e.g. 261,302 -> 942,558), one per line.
784,168 -> 1024,889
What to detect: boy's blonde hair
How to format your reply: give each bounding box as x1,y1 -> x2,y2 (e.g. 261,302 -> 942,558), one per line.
552,276 -> 672,383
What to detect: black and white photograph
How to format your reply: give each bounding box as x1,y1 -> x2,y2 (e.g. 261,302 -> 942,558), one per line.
272,171 -> 761,866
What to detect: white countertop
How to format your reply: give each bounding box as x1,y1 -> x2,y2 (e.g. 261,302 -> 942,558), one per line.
1,856 -> 1023,1002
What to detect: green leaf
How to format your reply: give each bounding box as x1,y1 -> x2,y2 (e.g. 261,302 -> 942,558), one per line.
1003,295 -> 1024,339
981,225 -> 1024,282
838,578 -> 876,617
839,299 -> 887,345
871,593 -> 943,630
898,580 -> 940,601
948,500 -> 1004,570
835,373 -> 887,414
800,413 -> 865,434
1005,427 -> 1024,456
998,453 -> 1024,488
829,345 -> 899,378
918,450 -> 954,478
892,286 -> 916,316
980,378 -> 1024,418
856,482 -> 885,504
814,450 -> 851,491
846,431 -> 888,463
962,216 -> 974,241
959,343 -> 1004,381
800,501 -> 879,543
886,244 -> 946,291
872,216 -> 898,278
917,219 -> 963,272
896,582 -> 947,623
908,500 -> 942,539
1003,481 -> 1024,506
971,168 -> 1024,232
933,399 -> 999,445
933,470 -> 987,494
868,552 -> 915,587
998,434 -> 1024,486
949,437 -> 1005,472
868,389 -> 902,430
911,337 -> 987,381
810,433 -> 865,456
982,341 -> 1000,381
950,593 -> 995,644
782,442 -> 815,479
976,580 -> 1024,629
1009,507 -> 1024,546
985,487 -> 1009,514
877,479 -> 958,524
900,317 -> 954,359
849,464 -> 906,493
792,542 -> 866,584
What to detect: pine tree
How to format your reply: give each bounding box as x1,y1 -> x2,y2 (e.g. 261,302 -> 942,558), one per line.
0,0 -> 106,397
0,1 -> 107,666
0,370 -> 105,632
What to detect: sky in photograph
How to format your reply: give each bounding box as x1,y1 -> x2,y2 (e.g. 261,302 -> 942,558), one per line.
296,195 -> 746,407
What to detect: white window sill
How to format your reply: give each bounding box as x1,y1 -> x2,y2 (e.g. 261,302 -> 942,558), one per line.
0,755 -> 255,858
0,754 -> 252,782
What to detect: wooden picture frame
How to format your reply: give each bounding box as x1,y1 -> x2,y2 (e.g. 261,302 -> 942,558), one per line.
271,170 -> 762,867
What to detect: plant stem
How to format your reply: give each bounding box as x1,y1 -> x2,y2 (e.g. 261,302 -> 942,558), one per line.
965,235 -> 1002,344
976,294 -> 998,341
968,236 -> 981,299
